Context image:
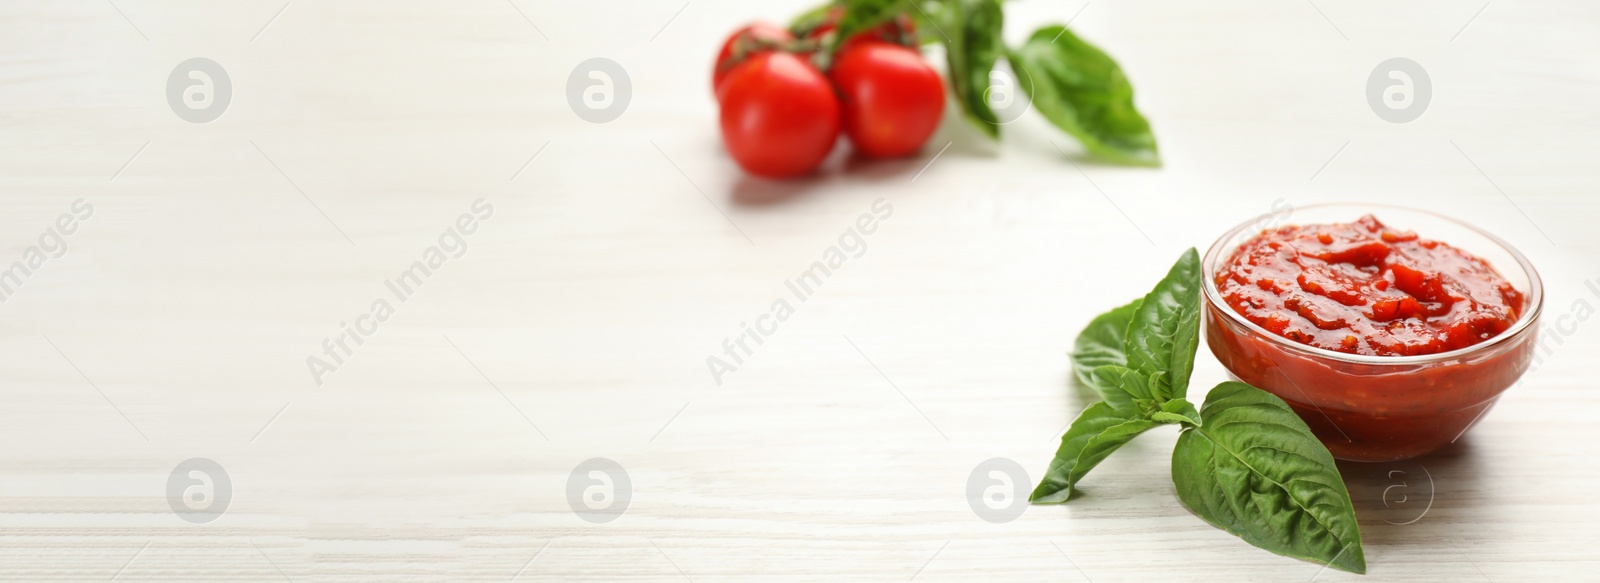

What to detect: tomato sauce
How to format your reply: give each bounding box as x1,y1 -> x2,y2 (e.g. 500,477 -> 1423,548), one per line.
1205,214 -> 1539,461
1215,215 -> 1525,356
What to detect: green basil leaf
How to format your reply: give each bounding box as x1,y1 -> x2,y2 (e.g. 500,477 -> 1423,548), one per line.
1172,382 -> 1366,574
1070,297 -> 1141,388
830,0 -> 907,52
1151,398 -> 1201,427
1123,248 -> 1201,401
905,1 -> 943,46
1030,402 -> 1159,504
788,3 -> 837,35
942,0 -> 1004,139
1087,364 -> 1157,416
1009,25 -> 1160,166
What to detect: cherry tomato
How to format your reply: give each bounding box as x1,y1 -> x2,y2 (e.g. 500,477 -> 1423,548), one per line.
712,22 -> 793,99
719,52 -> 841,178
828,41 -> 945,158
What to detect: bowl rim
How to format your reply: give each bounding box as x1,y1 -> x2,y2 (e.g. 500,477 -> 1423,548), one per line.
1201,202 -> 1545,366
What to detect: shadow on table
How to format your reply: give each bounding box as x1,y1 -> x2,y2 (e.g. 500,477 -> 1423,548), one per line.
730,151 -> 925,206
1337,438 -> 1487,544
728,115 -> 1002,207
729,173 -> 825,206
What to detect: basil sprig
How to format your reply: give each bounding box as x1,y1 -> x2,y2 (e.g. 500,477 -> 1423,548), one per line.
792,0 -> 1161,166
1031,249 -> 1366,574
1030,249 -> 1199,501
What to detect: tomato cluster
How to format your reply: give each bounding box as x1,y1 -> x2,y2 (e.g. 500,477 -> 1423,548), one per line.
711,11 -> 945,178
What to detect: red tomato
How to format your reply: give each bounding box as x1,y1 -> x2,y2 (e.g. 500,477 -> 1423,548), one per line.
719,52 -> 841,178
712,22 -> 793,99
828,41 -> 945,158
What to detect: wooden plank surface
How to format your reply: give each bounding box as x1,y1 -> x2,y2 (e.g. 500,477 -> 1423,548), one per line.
1,0 -> 1598,580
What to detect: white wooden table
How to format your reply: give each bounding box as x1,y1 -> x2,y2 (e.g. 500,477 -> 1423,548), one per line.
2,0 -> 1598,580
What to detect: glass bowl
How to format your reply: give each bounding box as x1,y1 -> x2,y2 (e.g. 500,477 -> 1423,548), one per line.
1202,203 -> 1543,461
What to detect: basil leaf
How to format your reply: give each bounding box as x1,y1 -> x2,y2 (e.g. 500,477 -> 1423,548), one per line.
788,3 -> 837,36
830,0 -> 907,52
1030,402 -> 1159,504
1151,398 -> 1201,427
904,1 -> 943,46
1070,297 -> 1141,388
1009,25 -> 1160,166
1172,382 -> 1366,574
1087,364 -> 1157,416
942,0 -> 1004,139
1123,248 -> 1201,401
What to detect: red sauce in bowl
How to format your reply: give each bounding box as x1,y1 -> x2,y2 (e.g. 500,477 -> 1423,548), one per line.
1204,212 -> 1540,461
1216,215 -> 1526,356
